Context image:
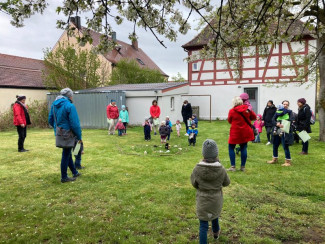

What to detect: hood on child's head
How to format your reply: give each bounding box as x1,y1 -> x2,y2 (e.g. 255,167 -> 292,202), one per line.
240,93 -> 249,101
277,104 -> 284,110
257,114 -> 262,119
122,105 -> 126,110
166,116 -> 169,120
161,121 -> 166,126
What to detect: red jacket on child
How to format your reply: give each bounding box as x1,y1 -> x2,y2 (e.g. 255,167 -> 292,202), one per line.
106,104 -> 119,119
253,120 -> 264,133
115,122 -> 125,130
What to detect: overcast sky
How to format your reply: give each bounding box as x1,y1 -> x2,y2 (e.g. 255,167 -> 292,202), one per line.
0,1 -> 205,80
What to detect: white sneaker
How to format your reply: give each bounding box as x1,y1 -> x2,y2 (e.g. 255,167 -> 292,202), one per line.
185,133 -> 189,136
266,142 -> 271,145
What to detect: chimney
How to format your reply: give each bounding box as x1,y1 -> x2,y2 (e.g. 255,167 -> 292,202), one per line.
70,16 -> 81,29
132,39 -> 138,50
112,32 -> 117,42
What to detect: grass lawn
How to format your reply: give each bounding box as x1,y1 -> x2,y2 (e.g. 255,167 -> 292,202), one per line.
0,121 -> 324,243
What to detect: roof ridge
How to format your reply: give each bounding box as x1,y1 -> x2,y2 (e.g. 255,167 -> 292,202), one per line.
0,53 -> 43,62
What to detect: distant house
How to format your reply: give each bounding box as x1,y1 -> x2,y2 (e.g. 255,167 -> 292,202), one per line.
52,16 -> 168,85
0,53 -> 48,112
182,20 -> 317,119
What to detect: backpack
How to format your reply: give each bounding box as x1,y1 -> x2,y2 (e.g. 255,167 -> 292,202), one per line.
310,109 -> 316,125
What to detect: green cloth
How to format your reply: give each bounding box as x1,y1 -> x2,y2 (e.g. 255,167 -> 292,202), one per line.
119,110 -> 129,123
276,111 -> 289,121
191,162 -> 230,221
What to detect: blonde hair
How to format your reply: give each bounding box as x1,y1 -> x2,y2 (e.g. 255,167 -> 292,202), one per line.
232,96 -> 243,108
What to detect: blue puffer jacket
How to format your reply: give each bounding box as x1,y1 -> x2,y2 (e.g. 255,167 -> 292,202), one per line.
48,96 -> 82,140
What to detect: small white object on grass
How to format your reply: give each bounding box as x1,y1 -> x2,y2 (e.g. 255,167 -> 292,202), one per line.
166,150 -> 170,153
144,151 -> 147,155
178,148 -> 182,150
174,145 -> 178,147
146,145 -> 148,146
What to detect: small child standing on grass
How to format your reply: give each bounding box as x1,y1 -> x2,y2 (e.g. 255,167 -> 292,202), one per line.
165,116 -> 172,141
253,114 -> 264,143
159,121 -> 169,143
187,123 -> 198,146
115,119 -> 125,136
192,114 -> 198,128
143,118 -> 152,141
191,139 -> 230,243
175,120 -> 182,137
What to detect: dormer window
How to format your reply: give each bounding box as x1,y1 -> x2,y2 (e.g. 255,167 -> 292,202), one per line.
136,58 -> 145,65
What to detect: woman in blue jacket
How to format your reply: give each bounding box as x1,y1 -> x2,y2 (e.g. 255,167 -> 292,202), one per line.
48,88 -> 82,183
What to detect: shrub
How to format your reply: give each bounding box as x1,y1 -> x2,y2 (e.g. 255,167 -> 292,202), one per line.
0,100 -> 49,131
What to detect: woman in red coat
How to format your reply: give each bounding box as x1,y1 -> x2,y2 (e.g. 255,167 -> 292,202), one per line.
150,100 -> 161,135
106,99 -> 119,135
228,96 -> 256,172
13,95 -> 31,152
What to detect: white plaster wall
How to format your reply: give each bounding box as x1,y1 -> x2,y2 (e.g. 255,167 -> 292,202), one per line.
187,83 -> 316,120
0,88 -> 48,113
201,72 -> 214,80
203,61 -> 214,70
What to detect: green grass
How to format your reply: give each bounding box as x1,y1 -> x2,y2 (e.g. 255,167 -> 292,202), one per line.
0,121 -> 324,243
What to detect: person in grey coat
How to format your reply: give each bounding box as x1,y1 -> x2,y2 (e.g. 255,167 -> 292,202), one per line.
191,139 -> 230,243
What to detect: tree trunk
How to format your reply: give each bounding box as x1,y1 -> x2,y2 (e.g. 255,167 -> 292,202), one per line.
317,36 -> 325,141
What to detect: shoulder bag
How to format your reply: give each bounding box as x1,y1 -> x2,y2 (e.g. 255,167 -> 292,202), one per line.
236,111 -> 259,136
53,107 -> 76,148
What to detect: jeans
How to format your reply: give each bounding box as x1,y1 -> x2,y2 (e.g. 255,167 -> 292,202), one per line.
273,135 -> 291,159
254,133 -> 261,143
16,126 -> 27,150
118,129 -> 123,136
229,143 -> 247,167
123,122 -> 127,133
265,126 -> 272,142
199,218 -> 220,244
61,148 -> 78,180
302,140 -> 309,153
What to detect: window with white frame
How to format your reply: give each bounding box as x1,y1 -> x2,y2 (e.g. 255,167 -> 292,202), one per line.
170,97 -> 175,110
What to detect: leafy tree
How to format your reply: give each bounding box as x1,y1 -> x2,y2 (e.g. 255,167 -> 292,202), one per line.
1,0 -> 325,140
44,42 -> 109,90
110,59 -> 166,84
170,72 -> 186,82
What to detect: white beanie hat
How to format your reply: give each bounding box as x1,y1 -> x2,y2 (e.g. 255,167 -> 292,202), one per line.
60,88 -> 73,97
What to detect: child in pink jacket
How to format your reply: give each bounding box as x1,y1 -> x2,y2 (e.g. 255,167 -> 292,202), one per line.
115,119 -> 126,136
253,114 -> 264,143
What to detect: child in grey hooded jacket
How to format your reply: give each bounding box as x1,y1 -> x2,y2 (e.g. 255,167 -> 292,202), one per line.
191,139 -> 230,243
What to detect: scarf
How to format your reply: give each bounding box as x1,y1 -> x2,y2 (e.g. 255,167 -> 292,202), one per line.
16,101 -> 31,125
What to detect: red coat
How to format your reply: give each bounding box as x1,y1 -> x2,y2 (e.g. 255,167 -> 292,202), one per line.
13,103 -> 27,126
106,104 -> 119,119
115,122 -> 126,130
150,105 -> 161,118
228,104 -> 256,144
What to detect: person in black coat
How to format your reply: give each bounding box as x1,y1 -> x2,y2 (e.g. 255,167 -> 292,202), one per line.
297,98 -> 312,155
262,100 -> 277,145
181,100 -> 192,134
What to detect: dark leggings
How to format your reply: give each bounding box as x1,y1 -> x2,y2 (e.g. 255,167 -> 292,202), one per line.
16,126 -> 27,150
265,126 -> 272,142
123,122 -> 127,133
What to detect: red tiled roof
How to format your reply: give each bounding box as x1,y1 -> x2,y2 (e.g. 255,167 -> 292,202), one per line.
81,27 -> 169,77
182,19 -> 314,49
0,53 -> 46,89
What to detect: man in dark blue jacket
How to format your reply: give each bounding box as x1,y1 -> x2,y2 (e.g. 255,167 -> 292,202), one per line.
48,88 -> 82,183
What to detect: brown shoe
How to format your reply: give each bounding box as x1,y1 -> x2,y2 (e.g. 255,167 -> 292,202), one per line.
282,159 -> 292,167
267,157 -> 278,164
299,152 -> 308,155
227,166 -> 236,172
240,166 -> 245,172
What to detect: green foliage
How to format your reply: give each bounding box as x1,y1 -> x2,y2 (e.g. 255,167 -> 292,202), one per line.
43,42 -> 108,91
0,100 -> 49,131
0,121 -> 324,243
170,72 -> 186,82
110,58 -> 166,85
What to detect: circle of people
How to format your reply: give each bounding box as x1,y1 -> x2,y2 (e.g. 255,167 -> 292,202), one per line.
13,89 -> 313,182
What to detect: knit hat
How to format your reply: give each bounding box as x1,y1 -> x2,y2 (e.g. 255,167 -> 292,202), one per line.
60,88 -> 73,97
122,105 -> 126,109
257,114 -> 262,119
161,121 -> 166,125
111,99 -> 116,103
240,93 -> 249,101
297,98 -> 306,105
277,104 -> 284,110
202,139 -> 219,160
16,95 -> 26,101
